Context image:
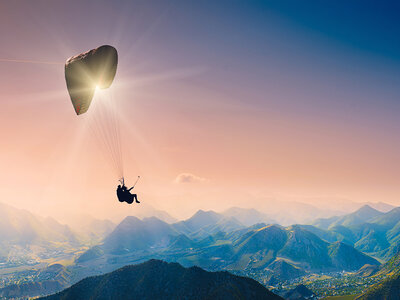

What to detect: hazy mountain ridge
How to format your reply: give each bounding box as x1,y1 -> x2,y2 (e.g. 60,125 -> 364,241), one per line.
312,205 -> 383,229
0,264 -> 70,299
74,214 -> 379,285
310,205 -> 400,259
0,203 -> 84,266
222,207 -> 276,226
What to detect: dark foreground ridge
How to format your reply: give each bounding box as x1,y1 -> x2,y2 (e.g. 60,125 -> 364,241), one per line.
39,259 -> 283,300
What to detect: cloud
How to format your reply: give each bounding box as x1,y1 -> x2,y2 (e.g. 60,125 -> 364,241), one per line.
175,173 -> 207,184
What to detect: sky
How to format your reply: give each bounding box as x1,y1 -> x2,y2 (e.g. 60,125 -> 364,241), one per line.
1,0 -> 400,221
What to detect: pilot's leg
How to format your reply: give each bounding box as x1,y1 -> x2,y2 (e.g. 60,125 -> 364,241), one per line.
126,195 -> 133,204
133,194 -> 140,203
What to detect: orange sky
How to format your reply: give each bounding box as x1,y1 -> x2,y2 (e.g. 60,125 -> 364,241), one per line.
1,1 -> 400,221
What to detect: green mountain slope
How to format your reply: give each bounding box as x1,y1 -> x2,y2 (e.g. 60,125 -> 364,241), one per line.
356,273 -> 400,299
328,242 -> 379,270
265,259 -> 306,284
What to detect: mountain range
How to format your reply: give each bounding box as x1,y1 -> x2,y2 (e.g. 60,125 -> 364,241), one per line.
1,202 -> 400,299
0,264 -> 70,299
72,211 -> 379,286
0,202 -> 116,269
309,205 -> 400,259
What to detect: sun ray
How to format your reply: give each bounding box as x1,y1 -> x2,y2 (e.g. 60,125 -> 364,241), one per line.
0,58 -> 63,65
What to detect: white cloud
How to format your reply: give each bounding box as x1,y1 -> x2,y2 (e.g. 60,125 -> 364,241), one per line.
175,173 -> 207,184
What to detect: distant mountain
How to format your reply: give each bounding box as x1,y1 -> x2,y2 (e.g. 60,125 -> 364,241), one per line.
228,225 -> 288,270
76,219 -> 379,285
309,206 -> 400,260
135,208 -> 178,224
282,284 -> 316,300
75,245 -> 104,263
173,210 -> 223,233
190,216 -> 244,239
312,205 -> 383,229
40,259 -> 283,300
148,209 -> 178,224
361,202 -> 396,213
295,224 -> 351,245
222,207 -> 275,226
236,225 -> 288,253
0,202 -> 82,265
0,264 -> 70,299
65,215 -> 115,243
0,203 -> 78,245
353,225 -> 390,253
74,212 -> 246,273
171,210 -> 246,239
102,216 -> 177,254
369,207 -> 400,230
279,226 -> 331,270
328,241 -> 379,271
261,200 -> 336,226
168,234 -> 194,250
107,203 -> 178,225
232,225 -> 379,272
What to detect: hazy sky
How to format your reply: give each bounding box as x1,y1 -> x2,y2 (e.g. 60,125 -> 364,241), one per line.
1,0 -> 400,220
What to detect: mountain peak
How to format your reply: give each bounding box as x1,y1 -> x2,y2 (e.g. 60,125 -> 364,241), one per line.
142,216 -> 164,223
192,209 -> 220,218
185,210 -> 222,226
357,204 -> 378,213
40,259 -> 283,300
117,216 -> 143,228
352,205 -> 383,220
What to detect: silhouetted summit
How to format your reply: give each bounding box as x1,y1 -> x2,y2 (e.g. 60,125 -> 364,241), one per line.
40,259 -> 282,300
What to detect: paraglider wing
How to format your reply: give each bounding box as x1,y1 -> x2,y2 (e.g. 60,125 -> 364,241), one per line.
65,45 -> 118,115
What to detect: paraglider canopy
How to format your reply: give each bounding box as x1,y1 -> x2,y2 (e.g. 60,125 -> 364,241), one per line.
65,45 -> 118,115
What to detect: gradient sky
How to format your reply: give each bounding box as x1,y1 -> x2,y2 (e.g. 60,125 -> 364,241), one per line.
1,0 -> 400,221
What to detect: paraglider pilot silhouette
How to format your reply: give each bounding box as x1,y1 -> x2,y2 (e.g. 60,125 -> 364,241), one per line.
117,177 -> 140,204
65,45 -> 140,205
